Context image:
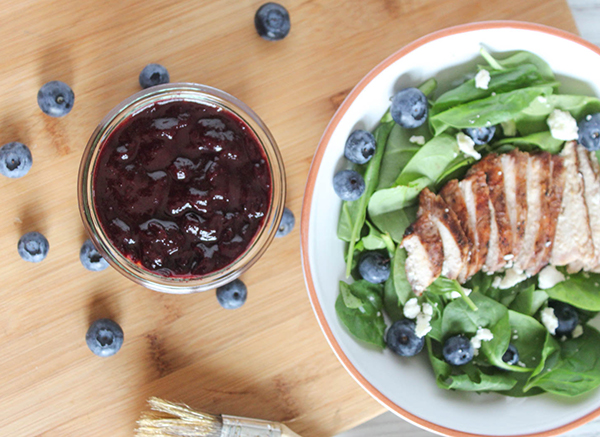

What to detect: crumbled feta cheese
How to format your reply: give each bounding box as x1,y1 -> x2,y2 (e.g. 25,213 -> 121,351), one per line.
491,92 -> 496,96
541,307 -> 559,335
504,254 -> 514,261
415,312 -> 432,338
517,361 -> 526,368
495,268 -> 528,289
547,109 -> 578,141
573,325 -> 584,338
492,276 -> 502,288
501,120 -> 517,137
537,96 -> 548,104
456,132 -> 481,160
538,265 -> 566,289
471,327 -> 494,352
409,135 -> 425,145
475,69 -> 491,90
403,298 -> 420,319
421,302 -> 433,317
587,114 -> 593,121
449,287 -> 471,299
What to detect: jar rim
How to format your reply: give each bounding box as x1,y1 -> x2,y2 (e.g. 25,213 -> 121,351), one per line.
78,83 -> 286,293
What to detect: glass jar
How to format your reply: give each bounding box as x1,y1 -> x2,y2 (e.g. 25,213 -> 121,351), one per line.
78,83 -> 286,294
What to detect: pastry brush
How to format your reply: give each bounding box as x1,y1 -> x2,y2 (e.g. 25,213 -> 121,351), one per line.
136,397 -> 301,437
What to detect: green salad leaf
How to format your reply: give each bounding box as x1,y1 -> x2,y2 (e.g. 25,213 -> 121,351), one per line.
494,131 -> 564,154
544,271 -> 600,311
480,48 -> 555,82
377,123 -> 426,189
336,280 -> 386,348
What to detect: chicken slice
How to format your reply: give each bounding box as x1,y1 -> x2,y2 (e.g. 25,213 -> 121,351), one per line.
417,188 -> 470,280
499,150 -> 528,262
462,171 -> 491,277
551,141 -> 595,269
576,143 -> 600,270
402,211 -> 443,295
440,179 -> 473,282
469,154 -> 512,272
527,152 -> 553,276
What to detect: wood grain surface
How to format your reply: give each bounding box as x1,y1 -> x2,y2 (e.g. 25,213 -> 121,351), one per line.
0,1 -> 577,436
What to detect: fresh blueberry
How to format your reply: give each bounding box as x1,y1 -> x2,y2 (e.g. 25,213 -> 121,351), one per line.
18,232 -> 49,263
276,207 -> 295,238
391,87 -> 428,129
86,319 -> 124,357
216,279 -> 247,309
548,300 -> 579,336
344,130 -> 376,165
37,81 -> 74,117
502,343 -> 520,366
358,252 -> 390,284
0,142 -> 32,178
80,239 -> 109,271
443,334 -> 474,366
386,319 -> 424,356
333,170 -> 365,201
578,113 -> 600,151
254,3 -> 291,41
463,125 -> 496,145
139,64 -> 170,89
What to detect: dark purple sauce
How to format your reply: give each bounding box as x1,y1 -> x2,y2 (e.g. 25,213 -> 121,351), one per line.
93,99 -> 271,277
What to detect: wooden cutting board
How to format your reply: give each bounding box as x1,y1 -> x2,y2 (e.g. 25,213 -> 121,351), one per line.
0,1 -> 577,436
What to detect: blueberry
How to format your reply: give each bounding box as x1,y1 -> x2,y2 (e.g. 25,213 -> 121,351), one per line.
502,343 -> 520,366
86,319 -> 124,357
344,130 -> 376,164
578,113 -> 600,151
386,319 -> 424,356
216,279 -> 247,309
139,64 -> 170,89
358,252 -> 390,284
276,207 -> 295,238
80,239 -> 109,271
37,81 -> 74,117
463,125 -> 496,145
0,142 -> 32,178
254,3 -> 291,41
443,334 -> 474,366
548,300 -> 579,336
18,232 -> 49,263
391,87 -> 428,129
333,170 -> 365,201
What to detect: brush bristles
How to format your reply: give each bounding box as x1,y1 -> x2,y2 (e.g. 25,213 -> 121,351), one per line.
135,397 -> 222,437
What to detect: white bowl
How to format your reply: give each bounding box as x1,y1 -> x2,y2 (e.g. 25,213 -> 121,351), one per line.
301,21 -> 600,437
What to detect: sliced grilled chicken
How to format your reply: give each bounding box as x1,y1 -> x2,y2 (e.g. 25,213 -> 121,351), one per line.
536,154 -> 565,270
499,150 -> 528,262
402,211 -> 444,295
469,154 -> 512,273
576,144 -> 600,270
464,171 -> 491,277
417,188 -> 470,280
551,141 -> 595,269
526,152 -> 553,276
440,179 -> 473,282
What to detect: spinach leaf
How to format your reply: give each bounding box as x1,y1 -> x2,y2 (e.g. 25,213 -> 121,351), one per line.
392,246 -> 414,305
480,49 -> 555,82
524,327 -> 600,396
423,292 -> 445,342
508,310 -> 548,369
368,177 -> 429,217
336,280 -> 387,348
395,134 -> 459,186
510,285 -> 548,316
545,271 -> 600,311
464,271 -> 493,295
377,124 -> 425,189
430,85 -> 553,136
480,312 -> 531,373
338,117 -> 395,276
426,338 -> 517,392
433,64 -> 547,114
360,221 -> 395,256
428,277 -> 478,311
441,292 -> 508,339
515,94 -> 600,135
383,275 -> 404,322
494,131 -> 564,154
369,204 -> 417,243
479,276 -> 536,308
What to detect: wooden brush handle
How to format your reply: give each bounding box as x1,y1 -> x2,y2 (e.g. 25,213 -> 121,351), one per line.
221,415 -> 301,437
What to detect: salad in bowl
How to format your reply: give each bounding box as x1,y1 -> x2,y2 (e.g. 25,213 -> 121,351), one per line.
302,22 -> 600,436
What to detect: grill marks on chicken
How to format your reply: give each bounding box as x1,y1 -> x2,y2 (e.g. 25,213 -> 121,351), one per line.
401,142 -> 600,294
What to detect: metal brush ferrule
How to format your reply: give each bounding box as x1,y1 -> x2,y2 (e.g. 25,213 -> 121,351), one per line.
221,415 -> 300,437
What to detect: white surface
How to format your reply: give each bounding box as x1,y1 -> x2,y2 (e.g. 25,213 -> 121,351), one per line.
334,3 -> 600,437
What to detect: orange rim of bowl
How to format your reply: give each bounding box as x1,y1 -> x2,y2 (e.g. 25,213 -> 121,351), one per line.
300,20 -> 600,437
